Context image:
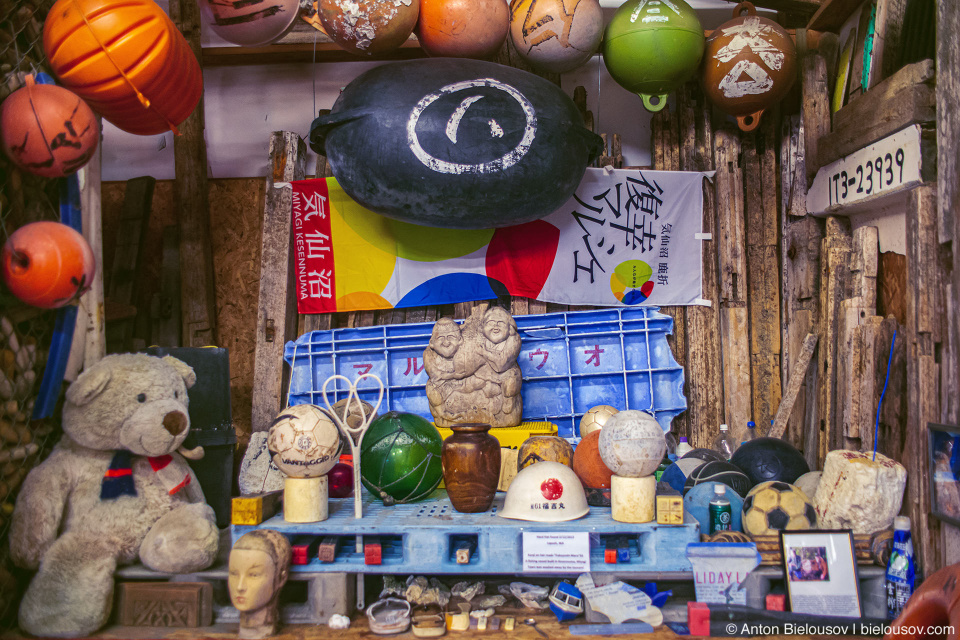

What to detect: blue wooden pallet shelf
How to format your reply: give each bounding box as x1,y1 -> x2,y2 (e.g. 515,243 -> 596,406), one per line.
233,491 -> 700,575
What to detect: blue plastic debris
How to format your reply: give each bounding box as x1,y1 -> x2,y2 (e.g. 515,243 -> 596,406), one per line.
641,582 -> 672,608
284,307 -> 687,439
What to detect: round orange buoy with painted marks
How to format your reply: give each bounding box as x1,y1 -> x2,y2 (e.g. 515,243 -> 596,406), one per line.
572,430 -> 613,489
0,75 -> 99,178
417,0 -> 509,59
509,0 -> 603,74
702,2 -> 797,131
318,0 -> 419,55
43,0 -> 202,135
2,221 -> 96,309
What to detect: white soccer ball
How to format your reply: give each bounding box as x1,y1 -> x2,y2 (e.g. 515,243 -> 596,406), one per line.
267,404 -> 342,478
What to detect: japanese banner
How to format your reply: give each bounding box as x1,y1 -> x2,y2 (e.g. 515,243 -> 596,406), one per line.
292,168 -> 708,314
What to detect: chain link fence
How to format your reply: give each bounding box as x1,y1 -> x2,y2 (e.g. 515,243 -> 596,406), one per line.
0,0 -> 68,627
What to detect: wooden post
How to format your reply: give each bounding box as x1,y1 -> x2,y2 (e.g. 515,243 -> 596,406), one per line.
745,112 -> 783,431
170,0 -> 218,348
938,0 -> 960,564
715,128 -> 752,443
770,333 -> 818,440
816,216 -> 852,466
251,132 -> 306,433
801,53 -> 830,184
904,185 -> 942,578
66,144 -> 106,379
652,105 -> 688,441
678,83 -> 724,450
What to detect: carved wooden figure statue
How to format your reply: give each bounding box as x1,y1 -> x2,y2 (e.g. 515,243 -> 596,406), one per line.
229,530 -> 291,639
424,303 -> 522,428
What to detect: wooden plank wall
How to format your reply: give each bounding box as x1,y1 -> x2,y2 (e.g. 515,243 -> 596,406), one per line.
937,0 -> 960,568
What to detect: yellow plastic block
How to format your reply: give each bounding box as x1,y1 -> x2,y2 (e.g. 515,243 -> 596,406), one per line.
656,493 -> 684,525
231,491 -> 282,525
435,421 -> 558,448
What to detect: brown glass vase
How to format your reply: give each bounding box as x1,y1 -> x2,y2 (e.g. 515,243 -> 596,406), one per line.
442,423 -> 501,513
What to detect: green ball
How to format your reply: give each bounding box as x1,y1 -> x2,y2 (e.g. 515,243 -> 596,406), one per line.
359,411 -> 443,505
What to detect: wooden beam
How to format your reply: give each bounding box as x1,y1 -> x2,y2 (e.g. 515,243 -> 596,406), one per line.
715,128 -> 752,442
904,185 -> 942,579
770,333 -> 818,440
723,0 -> 821,14
938,0 -> 960,566
745,113 -> 783,430
807,0 -> 867,30
679,83 -> 724,450
77,143 -> 105,373
817,60 -> 936,170
816,216 -> 852,465
801,53 -> 831,187
251,132 -> 306,433
171,0 -> 218,347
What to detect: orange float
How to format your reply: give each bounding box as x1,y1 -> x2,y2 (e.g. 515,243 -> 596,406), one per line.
2,221 -> 96,309
316,0 -> 419,55
43,0 -> 202,135
417,0 -> 509,59
572,430 -> 614,489
0,75 -> 99,178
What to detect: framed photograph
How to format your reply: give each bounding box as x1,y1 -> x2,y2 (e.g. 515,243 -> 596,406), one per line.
780,530 -> 861,618
929,423 -> 960,526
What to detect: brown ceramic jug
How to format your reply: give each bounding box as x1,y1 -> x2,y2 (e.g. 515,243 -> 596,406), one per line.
441,423 -> 501,513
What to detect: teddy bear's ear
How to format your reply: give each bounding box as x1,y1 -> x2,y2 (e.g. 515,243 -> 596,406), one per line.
65,365 -> 112,406
162,356 -> 197,390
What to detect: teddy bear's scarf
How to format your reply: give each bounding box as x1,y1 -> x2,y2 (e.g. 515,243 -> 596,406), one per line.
101,451 -> 194,500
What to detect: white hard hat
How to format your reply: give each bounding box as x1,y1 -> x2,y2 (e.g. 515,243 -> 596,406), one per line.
500,461 -> 589,522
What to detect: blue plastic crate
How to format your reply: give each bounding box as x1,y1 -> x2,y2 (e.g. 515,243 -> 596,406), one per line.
232,491 -> 700,575
284,308 -> 686,438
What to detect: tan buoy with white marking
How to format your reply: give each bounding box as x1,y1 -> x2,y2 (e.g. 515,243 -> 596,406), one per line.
283,476 -> 329,523
611,474 -> 656,523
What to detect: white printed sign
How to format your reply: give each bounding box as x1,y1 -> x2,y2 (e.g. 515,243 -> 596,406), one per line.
808,125 -> 924,215
522,532 -> 590,574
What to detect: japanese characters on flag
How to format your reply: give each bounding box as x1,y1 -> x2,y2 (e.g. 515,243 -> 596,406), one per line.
291,168 -> 709,314
537,168 -> 707,307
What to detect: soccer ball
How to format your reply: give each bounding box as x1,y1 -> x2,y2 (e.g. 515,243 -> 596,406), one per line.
742,481 -> 817,536
267,404 -> 342,479
579,405 -> 619,437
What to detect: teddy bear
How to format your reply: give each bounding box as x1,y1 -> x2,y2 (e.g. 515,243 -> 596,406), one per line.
9,353 -> 221,637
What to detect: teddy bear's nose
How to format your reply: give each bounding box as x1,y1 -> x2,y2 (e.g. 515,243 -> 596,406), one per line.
163,411 -> 187,436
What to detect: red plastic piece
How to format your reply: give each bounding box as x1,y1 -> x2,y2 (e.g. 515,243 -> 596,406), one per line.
766,593 -> 786,611
687,601 -> 710,636
364,538 -> 382,565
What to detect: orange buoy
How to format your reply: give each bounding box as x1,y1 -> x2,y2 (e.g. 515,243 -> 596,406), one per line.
43,0 -> 202,135
1,221 -> 96,309
572,430 -> 614,489
317,0 -> 419,55
0,75 -> 99,178
417,0 -> 509,59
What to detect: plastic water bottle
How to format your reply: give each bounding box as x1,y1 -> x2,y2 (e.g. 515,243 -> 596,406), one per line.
676,437 -> 694,457
713,424 -> 735,460
886,516 -> 915,620
709,484 -> 732,534
740,421 -> 758,446
664,431 -> 678,458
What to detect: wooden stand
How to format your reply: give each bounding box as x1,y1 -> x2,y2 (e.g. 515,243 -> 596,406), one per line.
610,475 -> 655,523
283,476 -> 328,523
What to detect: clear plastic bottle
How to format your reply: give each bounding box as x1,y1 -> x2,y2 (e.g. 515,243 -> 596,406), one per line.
740,421 -> 758,445
886,516 -> 915,620
708,484 -> 732,534
676,436 -> 694,457
713,424 -> 735,460
664,431 -> 678,458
